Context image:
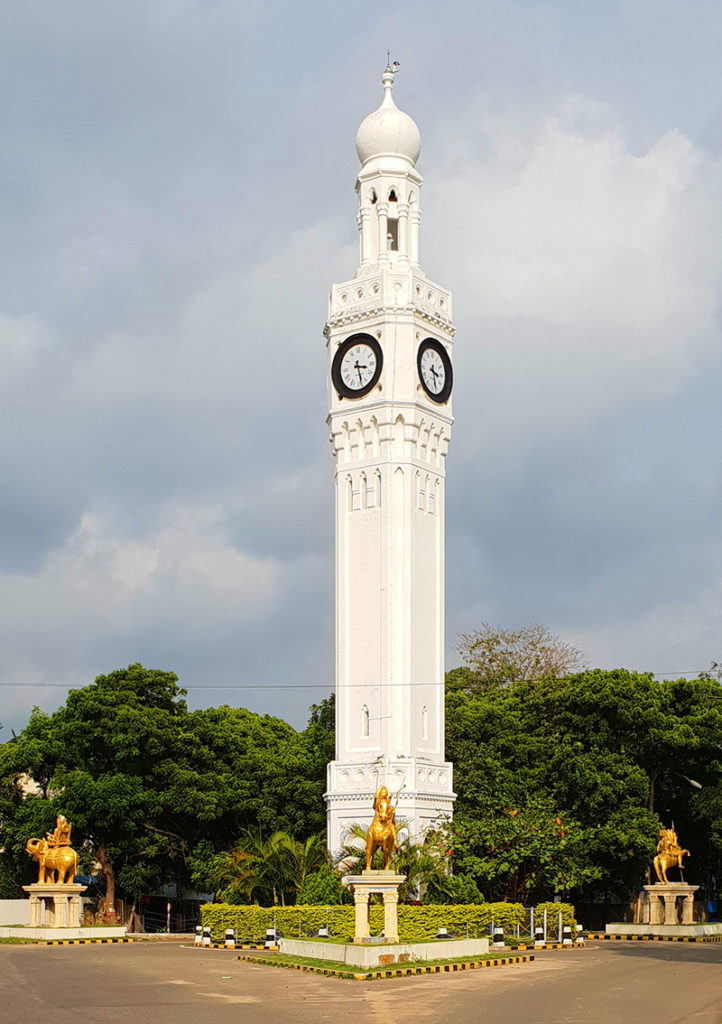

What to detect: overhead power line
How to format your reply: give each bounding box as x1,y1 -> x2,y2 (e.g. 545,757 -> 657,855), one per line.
0,671 -> 716,690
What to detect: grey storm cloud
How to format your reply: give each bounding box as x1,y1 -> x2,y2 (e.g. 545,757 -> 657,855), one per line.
1,0 -> 722,733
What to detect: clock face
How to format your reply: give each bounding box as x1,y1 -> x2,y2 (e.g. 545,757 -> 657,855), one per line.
332,334 -> 383,399
417,339 -> 453,404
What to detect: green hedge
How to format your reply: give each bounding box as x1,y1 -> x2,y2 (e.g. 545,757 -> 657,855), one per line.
199,902 -> 558,943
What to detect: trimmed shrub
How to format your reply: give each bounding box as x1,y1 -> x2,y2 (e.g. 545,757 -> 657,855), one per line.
200,901 -> 534,943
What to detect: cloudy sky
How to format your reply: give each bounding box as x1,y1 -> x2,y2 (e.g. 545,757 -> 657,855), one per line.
1,0 -> 721,734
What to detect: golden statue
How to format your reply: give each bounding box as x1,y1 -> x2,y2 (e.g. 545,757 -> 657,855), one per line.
365,786 -> 399,870
653,825 -> 690,884
26,816 -> 78,884
46,814 -> 72,848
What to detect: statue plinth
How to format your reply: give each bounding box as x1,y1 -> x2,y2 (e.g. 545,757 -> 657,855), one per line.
23,883 -> 87,929
342,871 -> 406,944
643,883 -> 699,926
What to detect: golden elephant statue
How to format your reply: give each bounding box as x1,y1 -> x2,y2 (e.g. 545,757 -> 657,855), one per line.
26,837 -> 78,884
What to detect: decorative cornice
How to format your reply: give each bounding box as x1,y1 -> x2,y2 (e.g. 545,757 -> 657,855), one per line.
325,307 -> 455,335
324,791 -> 456,804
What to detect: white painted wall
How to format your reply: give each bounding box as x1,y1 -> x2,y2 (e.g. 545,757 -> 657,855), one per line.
0,900 -> 31,926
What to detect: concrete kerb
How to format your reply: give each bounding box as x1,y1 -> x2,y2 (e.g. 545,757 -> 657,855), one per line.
588,932 -> 722,944
238,952 -> 535,981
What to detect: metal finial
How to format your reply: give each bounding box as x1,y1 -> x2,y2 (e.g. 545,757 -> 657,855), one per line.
385,51 -> 400,74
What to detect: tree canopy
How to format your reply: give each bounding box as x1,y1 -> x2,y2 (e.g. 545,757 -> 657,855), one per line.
2,649 -> 721,910
0,664 -> 329,912
455,623 -> 584,690
447,667 -> 722,901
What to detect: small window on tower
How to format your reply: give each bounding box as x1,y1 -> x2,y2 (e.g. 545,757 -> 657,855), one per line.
387,219 -> 399,251
369,190 -> 377,205
388,189 -> 397,202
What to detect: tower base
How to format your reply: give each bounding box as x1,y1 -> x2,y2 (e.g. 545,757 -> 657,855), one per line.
325,757 -> 455,856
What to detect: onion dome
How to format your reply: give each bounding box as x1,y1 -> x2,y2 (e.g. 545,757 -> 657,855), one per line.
355,65 -> 421,166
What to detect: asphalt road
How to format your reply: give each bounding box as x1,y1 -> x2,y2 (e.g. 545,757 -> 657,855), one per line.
1,941 -> 721,1024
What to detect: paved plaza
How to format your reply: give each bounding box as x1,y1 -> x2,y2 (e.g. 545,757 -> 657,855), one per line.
1,941 -> 721,1023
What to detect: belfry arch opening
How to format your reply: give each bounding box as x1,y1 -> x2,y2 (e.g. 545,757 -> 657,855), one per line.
387,189 -> 399,251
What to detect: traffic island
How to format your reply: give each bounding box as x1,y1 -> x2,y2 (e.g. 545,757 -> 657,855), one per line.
239,950 -> 534,980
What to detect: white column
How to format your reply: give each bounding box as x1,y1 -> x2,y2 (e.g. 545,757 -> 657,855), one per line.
383,891 -> 399,943
398,205 -> 409,258
410,209 -> 421,266
377,204 -> 389,260
359,208 -> 372,265
353,890 -> 370,942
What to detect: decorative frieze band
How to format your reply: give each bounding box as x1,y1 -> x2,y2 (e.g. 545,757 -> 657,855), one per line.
330,412 -> 449,466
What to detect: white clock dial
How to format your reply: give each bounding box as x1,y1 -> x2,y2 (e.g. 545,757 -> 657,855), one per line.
340,344 -> 377,391
419,348 -> 445,394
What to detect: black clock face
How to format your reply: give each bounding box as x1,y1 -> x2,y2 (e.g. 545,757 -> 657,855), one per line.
417,339 -> 452,404
332,334 -> 383,399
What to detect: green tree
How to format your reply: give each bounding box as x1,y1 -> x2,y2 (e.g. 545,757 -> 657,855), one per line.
297,863 -> 350,905
0,665 -> 190,918
221,829 -> 300,905
1,669 -> 333,916
425,873 -> 483,905
446,667 -> 722,900
449,803 -> 597,903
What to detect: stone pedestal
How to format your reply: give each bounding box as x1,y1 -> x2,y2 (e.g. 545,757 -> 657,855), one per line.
343,871 -> 405,944
23,884 -> 87,929
643,883 -> 699,926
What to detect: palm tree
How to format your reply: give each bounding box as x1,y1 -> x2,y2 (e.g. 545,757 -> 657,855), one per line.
220,830 -> 330,906
336,823 -> 451,902
288,834 -> 329,894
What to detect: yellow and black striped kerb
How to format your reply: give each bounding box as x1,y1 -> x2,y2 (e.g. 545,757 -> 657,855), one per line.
44,937 -> 135,946
237,953 -> 534,980
587,932 -> 722,943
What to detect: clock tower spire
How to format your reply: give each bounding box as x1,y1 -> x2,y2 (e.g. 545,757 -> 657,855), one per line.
325,66 -> 455,854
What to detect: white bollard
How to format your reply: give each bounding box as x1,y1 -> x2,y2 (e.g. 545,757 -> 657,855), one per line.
194,925 -> 203,946
493,926 -> 505,949
575,924 -> 585,946
202,926 -> 211,947
534,926 -> 545,948
562,924 -> 572,947
225,928 -> 236,949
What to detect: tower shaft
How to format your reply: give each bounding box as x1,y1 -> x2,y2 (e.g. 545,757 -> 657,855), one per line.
325,68 -> 455,853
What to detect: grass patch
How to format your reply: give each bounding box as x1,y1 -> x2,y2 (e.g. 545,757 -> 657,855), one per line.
0,937 -> 38,944
242,950 -> 532,979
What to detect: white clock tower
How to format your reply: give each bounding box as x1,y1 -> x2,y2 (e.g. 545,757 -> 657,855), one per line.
325,65 -> 455,854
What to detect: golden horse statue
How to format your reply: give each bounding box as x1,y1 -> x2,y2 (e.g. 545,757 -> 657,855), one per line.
653,826 -> 689,884
365,786 -> 399,870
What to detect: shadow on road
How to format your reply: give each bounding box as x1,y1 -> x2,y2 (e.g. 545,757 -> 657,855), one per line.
588,941 -> 722,965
